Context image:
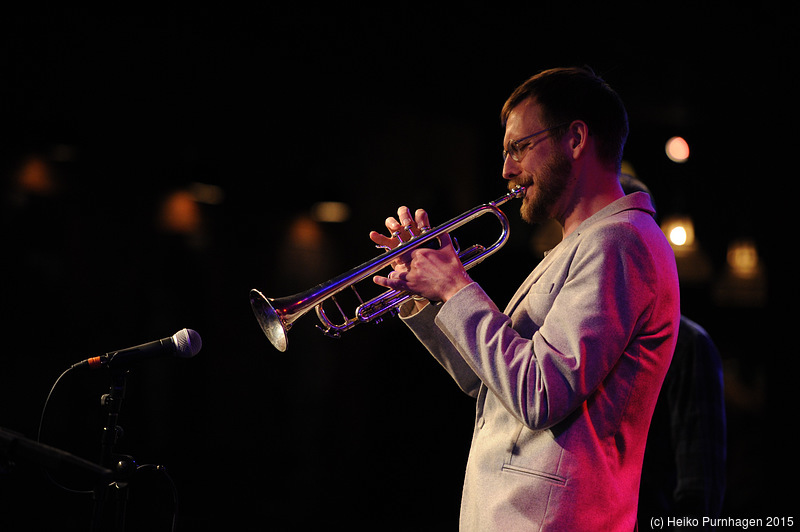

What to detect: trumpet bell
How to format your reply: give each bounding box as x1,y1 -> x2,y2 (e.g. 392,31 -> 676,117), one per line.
249,289 -> 289,352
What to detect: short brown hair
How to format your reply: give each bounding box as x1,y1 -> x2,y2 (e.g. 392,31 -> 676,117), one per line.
501,67 -> 629,172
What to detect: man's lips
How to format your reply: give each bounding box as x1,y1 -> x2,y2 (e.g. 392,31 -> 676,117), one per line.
510,181 -> 533,197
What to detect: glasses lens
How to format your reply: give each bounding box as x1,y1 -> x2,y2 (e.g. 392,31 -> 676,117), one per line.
503,142 -> 518,163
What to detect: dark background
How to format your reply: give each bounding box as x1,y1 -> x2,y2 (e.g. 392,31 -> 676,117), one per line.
1,4 -> 794,530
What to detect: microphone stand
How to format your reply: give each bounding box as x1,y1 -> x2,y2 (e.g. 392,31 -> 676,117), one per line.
91,368 -> 137,532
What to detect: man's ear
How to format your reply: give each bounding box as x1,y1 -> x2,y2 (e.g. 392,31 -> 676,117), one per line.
566,120 -> 589,159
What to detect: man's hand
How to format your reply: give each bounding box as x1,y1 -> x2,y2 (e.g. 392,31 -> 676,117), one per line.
369,206 -> 472,304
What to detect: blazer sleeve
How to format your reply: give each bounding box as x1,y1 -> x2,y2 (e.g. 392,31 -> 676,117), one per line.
433,220 -> 660,430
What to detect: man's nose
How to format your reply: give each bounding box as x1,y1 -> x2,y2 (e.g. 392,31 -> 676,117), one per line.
502,155 -> 520,181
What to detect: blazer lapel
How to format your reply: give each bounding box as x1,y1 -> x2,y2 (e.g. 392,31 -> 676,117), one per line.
503,244 -> 563,315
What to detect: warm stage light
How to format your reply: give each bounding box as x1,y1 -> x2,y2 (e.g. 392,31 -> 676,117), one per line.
159,190 -> 202,234
727,239 -> 760,279
669,226 -> 688,246
661,215 -> 695,249
311,201 -> 351,223
189,182 -> 225,205
16,156 -> 57,195
660,214 -> 711,282
714,238 -> 767,307
665,136 -> 690,163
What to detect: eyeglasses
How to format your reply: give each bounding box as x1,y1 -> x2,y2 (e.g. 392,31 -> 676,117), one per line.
502,123 -> 570,162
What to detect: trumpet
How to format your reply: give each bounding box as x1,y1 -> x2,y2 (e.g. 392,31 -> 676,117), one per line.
250,186 -> 526,351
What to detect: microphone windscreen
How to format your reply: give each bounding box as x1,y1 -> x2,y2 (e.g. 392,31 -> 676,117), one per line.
173,328 -> 203,358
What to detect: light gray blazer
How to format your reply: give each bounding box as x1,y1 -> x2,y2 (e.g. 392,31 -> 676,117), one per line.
403,193 -> 680,531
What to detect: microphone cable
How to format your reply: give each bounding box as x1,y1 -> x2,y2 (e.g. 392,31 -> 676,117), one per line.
37,365 -> 90,494
37,363 -> 181,531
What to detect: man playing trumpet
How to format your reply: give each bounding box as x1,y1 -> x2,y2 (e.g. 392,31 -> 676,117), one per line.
371,67 -> 680,531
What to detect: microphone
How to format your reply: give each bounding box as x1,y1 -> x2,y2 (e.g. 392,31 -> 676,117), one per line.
72,329 -> 202,370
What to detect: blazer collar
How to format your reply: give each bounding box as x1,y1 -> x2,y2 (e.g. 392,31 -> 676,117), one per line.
502,192 -> 656,315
